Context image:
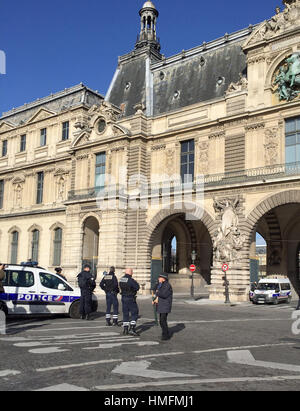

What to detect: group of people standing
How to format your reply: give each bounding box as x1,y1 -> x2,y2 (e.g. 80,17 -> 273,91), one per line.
76,265 -> 173,341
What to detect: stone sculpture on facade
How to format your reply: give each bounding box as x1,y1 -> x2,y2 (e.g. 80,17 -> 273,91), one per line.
213,198 -> 246,264
273,53 -> 300,102
264,127 -> 279,166
226,73 -> 248,95
245,0 -> 300,47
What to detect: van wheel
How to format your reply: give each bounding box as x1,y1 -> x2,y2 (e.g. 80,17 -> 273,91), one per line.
273,297 -> 279,305
69,300 -> 81,319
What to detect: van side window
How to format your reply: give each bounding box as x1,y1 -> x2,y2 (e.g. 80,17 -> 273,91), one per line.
6,270 -> 34,288
281,283 -> 291,291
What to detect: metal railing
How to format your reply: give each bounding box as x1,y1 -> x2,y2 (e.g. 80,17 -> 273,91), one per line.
67,162 -> 300,201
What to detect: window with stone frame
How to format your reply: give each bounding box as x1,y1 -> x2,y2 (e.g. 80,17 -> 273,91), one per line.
36,172 -> 44,204
180,139 -> 195,184
2,140 -> 7,157
31,229 -> 40,262
0,180 -> 4,209
285,117 -> 300,165
52,227 -> 63,266
40,128 -> 47,147
62,121 -> 69,141
10,231 -> 19,264
95,152 -> 106,190
20,134 -> 26,152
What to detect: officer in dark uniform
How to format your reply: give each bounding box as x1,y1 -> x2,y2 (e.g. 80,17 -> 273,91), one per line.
100,266 -> 120,326
77,264 -> 95,321
119,268 -> 140,336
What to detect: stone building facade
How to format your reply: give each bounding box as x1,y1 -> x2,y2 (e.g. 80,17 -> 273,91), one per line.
1,1 -> 300,301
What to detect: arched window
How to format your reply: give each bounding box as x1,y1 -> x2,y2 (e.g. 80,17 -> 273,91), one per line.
53,227 -> 62,266
31,229 -> 40,262
10,231 -> 19,264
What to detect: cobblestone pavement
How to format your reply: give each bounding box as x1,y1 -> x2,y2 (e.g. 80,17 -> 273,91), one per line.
0,295 -> 300,391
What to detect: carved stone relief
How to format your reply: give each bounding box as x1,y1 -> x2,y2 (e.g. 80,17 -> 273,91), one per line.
264,127 -> 279,166
213,197 -> 246,265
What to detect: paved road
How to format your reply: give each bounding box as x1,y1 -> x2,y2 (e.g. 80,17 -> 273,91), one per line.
0,296 -> 300,391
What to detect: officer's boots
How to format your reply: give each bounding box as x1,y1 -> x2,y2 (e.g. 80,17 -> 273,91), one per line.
129,325 -> 140,337
106,319 -> 112,327
123,326 -> 129,336
113,318 -> 119,327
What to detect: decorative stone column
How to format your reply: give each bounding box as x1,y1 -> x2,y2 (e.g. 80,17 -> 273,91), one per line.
209,196 -> 250,302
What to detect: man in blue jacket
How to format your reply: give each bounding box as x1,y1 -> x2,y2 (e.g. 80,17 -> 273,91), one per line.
119,268 -> 140,336
153,274 -> 173,341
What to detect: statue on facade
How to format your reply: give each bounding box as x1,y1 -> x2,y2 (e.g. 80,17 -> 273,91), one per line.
266,6 -> 286,33
226,73 -> 248,95
15,184 -> 23,208
273,53 -> 300,101
246,1 -> 300,47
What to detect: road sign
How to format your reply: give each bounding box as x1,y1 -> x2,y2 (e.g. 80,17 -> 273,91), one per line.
222,264 -> 229,272
190,264 -> 196,272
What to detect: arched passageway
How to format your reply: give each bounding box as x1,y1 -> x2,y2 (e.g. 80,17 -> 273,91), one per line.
149,212 -> 213,294
248,194 -> 300,296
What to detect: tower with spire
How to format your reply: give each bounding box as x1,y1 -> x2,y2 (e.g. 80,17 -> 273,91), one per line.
135,1 -> 160,52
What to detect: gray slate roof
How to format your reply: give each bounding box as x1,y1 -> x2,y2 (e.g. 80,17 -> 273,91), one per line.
1,84 -> 104,127
106,26 -> 254,118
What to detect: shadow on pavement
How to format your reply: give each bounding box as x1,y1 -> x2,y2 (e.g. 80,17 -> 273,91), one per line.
169,323 -> 185,339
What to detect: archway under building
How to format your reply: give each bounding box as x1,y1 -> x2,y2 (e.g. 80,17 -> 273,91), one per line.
248,191 -> 300,298
82,216 -> 100,278
149,212 -> 213,295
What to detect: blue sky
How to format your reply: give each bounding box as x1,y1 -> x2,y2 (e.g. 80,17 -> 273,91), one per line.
0,0 -> 280,115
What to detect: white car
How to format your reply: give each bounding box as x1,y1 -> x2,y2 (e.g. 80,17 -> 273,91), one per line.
0,262 -> 98,318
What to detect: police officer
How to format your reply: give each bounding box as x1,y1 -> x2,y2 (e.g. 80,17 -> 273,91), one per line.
100,266 -> 120,326
119,268 -> 140,336
77,264 -> 95,321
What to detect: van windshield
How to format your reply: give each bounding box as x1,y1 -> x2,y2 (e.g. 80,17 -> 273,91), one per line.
257,283 -> 277,291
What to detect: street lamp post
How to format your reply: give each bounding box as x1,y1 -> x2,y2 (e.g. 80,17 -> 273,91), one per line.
222,265 -> 231,304
191,250 -> 197,300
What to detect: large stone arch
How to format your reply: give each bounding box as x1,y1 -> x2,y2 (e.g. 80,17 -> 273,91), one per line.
246,189 -> 300,293
144,203 -> 216,292
145,203 -> 215,257
246,190 -> 300,242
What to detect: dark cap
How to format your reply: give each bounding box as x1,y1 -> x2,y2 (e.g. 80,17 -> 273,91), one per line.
83,264 -> 91,270
110,266 -> 115,273
159,273 -> 169,280
55,267 -> 62,273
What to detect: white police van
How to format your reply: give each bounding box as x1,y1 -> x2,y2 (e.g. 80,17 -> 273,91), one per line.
252,278 -> 292,305
0,262 -> 98,318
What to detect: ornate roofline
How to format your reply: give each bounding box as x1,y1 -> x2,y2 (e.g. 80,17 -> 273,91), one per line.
1,83 -> 104,120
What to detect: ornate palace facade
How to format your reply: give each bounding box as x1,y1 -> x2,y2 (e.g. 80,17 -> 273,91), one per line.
1,1 -> 300,301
